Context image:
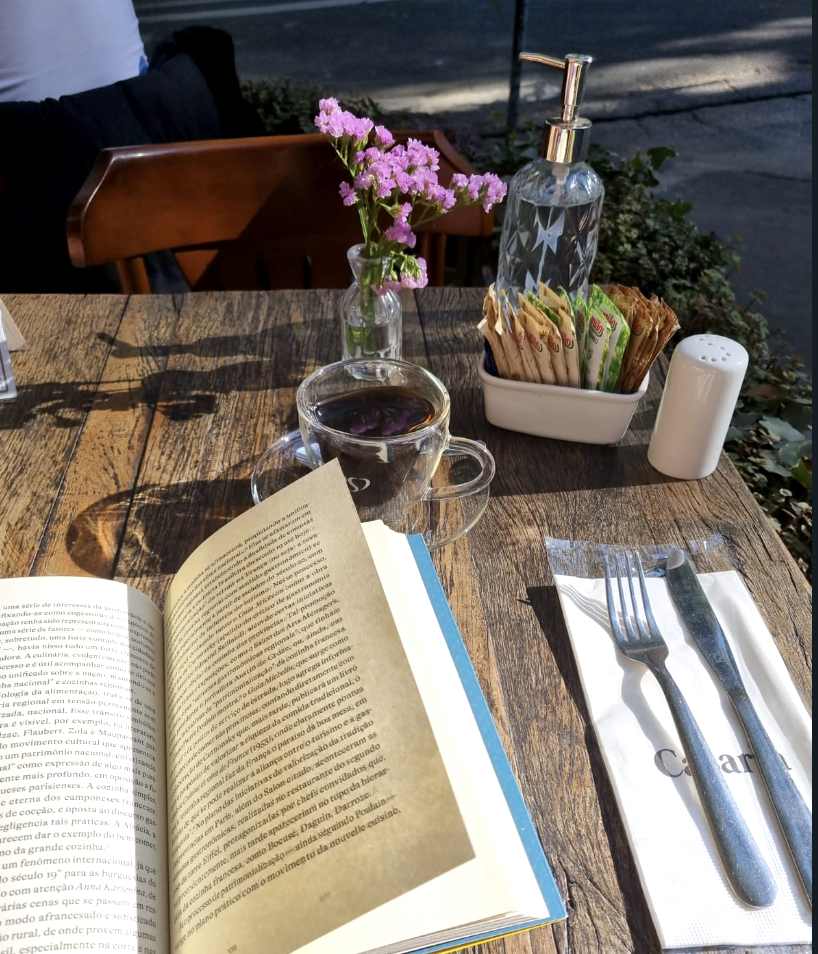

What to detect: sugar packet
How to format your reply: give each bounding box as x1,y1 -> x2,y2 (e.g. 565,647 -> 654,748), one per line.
522,291 -> 568,386
583,287 -> 613,390
517,297 -> 557,384
595,287 -> 630,392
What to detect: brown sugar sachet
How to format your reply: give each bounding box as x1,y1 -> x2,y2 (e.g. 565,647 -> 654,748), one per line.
521,292 -> 568,386
604,284 -> 680,394
517,299 -> 557,384
479,287 -> 512,379
484,285 -> 525,380
499,289 -> 541,382
537,284 -> 581,389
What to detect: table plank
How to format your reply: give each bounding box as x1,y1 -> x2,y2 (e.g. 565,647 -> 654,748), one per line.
36,295 -> 181,579
0,294 -> 133,576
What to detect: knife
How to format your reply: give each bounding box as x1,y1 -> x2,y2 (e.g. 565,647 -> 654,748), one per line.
665,548 -> 812,906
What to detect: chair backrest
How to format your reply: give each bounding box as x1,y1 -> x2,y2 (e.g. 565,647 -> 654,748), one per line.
66,131 -> 493,292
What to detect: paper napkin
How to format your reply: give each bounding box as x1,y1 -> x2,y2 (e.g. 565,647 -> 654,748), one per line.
547,545 -> 811,949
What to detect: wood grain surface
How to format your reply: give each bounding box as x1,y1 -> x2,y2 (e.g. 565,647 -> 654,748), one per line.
0,290 -> 811,954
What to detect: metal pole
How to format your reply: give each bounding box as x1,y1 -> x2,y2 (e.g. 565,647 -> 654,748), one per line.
506,0 -> 529,131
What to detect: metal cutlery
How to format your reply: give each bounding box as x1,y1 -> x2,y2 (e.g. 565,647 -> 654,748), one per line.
665,548 -> 812,906
604,551 -> 777,908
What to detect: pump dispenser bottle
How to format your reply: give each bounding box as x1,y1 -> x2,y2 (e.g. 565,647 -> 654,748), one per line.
496,52 -> 604,302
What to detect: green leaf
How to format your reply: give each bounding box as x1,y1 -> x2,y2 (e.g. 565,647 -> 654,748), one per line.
781,400 -> 814,431
647,146 -> 677,170
732,410 -> 763,428
776,440 -> 812,468
791,458 -> 813,491
758,456 -> 793,479
759,415 -> 806,443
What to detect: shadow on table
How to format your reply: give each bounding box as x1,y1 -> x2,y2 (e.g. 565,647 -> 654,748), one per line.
526,582 -> 663,952
443,383 -> 674,497
66,457 -> 263,581
0,360 -> 307,430
2,321 -> 317,430
1,377 -> 213,428
96,330 -> 274,359
477,434 -> 671,498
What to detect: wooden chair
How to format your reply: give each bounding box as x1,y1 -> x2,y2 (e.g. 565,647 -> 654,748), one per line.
66,131 -> 494,292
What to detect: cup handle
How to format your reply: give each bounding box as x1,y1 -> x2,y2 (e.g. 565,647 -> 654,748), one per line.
298,426 -> 322,470
416,438 -> 495,550
423,437 -> 496,502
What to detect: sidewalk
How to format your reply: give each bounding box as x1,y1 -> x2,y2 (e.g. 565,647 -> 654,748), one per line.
592,95 -> 812,369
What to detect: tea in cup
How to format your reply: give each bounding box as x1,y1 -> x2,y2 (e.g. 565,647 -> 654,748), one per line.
295,358 -> 495,548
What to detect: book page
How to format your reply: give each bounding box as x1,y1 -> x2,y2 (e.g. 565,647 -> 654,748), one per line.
289,523 -> 552,954
0,577 -> 168,954
162,462 -> 473,954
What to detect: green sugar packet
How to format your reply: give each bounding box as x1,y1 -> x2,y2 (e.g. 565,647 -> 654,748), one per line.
594,287 -> 630,392
583,287 -> 613,390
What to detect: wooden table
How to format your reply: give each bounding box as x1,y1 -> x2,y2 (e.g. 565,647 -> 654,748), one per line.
1,290 -> 811,954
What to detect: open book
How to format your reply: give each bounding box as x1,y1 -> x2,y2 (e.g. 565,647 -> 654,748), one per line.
0,461 -> 565,954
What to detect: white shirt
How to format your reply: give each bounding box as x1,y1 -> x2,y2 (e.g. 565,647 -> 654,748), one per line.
0,0 -> 147,102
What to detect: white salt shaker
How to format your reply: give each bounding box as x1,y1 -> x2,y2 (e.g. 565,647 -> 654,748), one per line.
647,334 -> 748,480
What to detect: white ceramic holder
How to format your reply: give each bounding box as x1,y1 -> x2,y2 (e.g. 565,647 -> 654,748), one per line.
648,334 -> 748,480
478,356 -> 648,444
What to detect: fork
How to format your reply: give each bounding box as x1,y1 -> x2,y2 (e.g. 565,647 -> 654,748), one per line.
604,552 -> 777,908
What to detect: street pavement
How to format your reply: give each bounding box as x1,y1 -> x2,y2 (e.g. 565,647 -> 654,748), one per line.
134,0 -> 812,367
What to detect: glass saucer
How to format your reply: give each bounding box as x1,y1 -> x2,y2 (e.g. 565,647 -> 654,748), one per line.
250,429 -> 316,505
250,431 -> 490,550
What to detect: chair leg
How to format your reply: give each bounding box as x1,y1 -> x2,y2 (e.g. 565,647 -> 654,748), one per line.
419,233 -> 448,286
116,257 -> 152,294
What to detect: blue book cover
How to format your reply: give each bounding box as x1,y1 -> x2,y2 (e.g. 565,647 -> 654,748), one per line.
407,536 -> 567,953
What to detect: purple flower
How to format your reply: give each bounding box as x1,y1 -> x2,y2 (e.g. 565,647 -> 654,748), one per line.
316,106 -> 505,287
481,173 -> 508,210
374,125 -> 394,146
400,257 -> 428,289
343,115 -> 373,141
385,219 -> 417,248
315,98 -> 343,136
339,182 -> 357,206
394,169 -> 414,192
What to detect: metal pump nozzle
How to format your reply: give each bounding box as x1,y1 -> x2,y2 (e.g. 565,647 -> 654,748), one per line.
519,52 -> 594,163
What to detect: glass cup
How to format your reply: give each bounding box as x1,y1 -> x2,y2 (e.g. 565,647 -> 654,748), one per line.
292,358 -> 495,549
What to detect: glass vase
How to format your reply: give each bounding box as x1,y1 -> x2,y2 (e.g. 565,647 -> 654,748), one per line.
341,244 -> 402,360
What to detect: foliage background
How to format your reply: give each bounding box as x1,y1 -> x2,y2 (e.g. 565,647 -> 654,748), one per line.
241,80 -> 812,581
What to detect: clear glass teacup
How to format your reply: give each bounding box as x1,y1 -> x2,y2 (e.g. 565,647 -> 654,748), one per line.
293,358 -> 495,549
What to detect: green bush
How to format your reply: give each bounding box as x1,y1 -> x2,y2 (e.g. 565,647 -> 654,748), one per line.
239,83 -> 812,578
239,78 -> 400,135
